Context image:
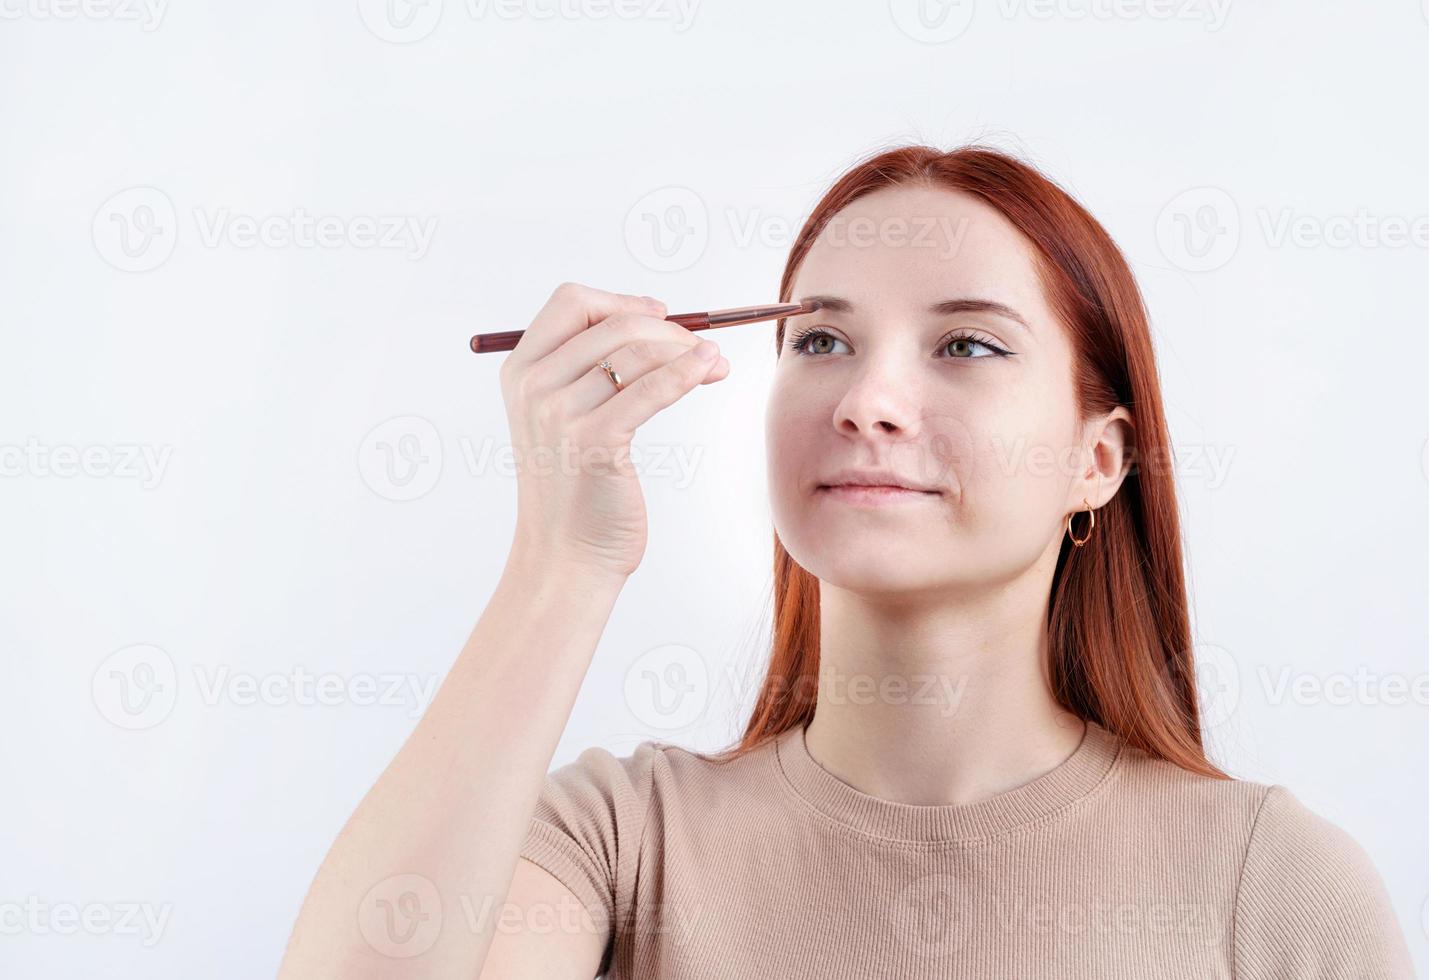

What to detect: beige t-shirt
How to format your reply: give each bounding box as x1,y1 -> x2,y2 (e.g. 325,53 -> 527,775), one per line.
519,718 -> 1413,978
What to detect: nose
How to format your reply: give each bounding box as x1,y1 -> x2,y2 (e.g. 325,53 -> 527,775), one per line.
832,366 -> 923,441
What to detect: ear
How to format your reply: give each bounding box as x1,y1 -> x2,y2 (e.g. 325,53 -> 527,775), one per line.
1067,406 -> 1135,513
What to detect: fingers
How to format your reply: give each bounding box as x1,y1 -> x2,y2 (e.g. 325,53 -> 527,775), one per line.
565,341 -> 728,417
536,308 -> 701,392
587,340 -> 727,441
509,282 -> 665,367
502,283 -> 730,448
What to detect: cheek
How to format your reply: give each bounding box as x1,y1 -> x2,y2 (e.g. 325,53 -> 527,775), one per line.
961,408 -> 1077,521
764,383 -> 820,492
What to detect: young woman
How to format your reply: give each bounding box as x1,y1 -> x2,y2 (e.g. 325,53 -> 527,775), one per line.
278,145 -> 1414,978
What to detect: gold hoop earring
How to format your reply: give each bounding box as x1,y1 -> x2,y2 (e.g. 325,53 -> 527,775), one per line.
1067,497 -> 1096,547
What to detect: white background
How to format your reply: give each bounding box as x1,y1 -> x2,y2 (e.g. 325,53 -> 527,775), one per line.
2,1 -> 1427,976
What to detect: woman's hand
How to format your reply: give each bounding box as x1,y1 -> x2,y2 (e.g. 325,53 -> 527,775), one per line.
500,282 -> 730,579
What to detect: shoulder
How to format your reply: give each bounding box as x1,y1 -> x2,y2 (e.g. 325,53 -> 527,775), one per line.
1238,781 -> 1388,886
527,739 -> 669,862
1109,741 -> 1403,915
537,732 -> 776,819
520,739 -> 683,940
1102,740 -> 1412,976
1097,737 -> 1271,831
523,734 -> 776,916
1230,782 -> 1413,977
538,738 -> 668,811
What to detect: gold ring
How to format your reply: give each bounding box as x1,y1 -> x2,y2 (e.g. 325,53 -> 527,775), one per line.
598,358 -> 624,392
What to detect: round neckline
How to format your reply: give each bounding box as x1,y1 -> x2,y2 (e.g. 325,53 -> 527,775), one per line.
773,717 -> 1123,843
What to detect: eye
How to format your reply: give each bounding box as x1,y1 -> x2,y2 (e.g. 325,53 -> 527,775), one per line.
787,327 -> 849,356
787,326 -> 1014,359
940,330 -> 1012,359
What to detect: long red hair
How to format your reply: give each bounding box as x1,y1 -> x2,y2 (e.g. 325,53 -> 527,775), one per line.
716,143 -> 1226,780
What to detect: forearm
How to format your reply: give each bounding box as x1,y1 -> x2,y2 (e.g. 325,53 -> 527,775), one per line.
278,548 -> 626,979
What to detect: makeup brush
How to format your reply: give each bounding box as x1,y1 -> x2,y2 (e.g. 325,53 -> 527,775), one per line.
469,300 -> 823,353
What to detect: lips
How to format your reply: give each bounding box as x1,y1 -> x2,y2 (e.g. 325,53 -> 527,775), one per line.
816,469 -> 942,494
819,483 -> 938,493
817,484 -> 939,507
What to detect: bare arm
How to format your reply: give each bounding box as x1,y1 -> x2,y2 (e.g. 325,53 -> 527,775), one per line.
277,283 -> 729,978
477,858 -> 608,978
277,548 -> 625,978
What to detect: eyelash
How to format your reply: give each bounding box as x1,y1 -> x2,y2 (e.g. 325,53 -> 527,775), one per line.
786,326 -> 1014,360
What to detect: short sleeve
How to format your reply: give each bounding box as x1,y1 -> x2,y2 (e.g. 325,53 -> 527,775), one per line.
1232,783 -> 1414,979
518,740 -> 662,966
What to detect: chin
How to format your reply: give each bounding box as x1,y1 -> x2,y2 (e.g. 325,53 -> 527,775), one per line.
784,534 -> 945,593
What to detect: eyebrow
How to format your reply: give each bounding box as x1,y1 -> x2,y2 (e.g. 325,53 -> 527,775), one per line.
799,294 -> 1032,335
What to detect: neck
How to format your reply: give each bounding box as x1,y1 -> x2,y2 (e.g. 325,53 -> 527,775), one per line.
802,568 -> 1086,807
